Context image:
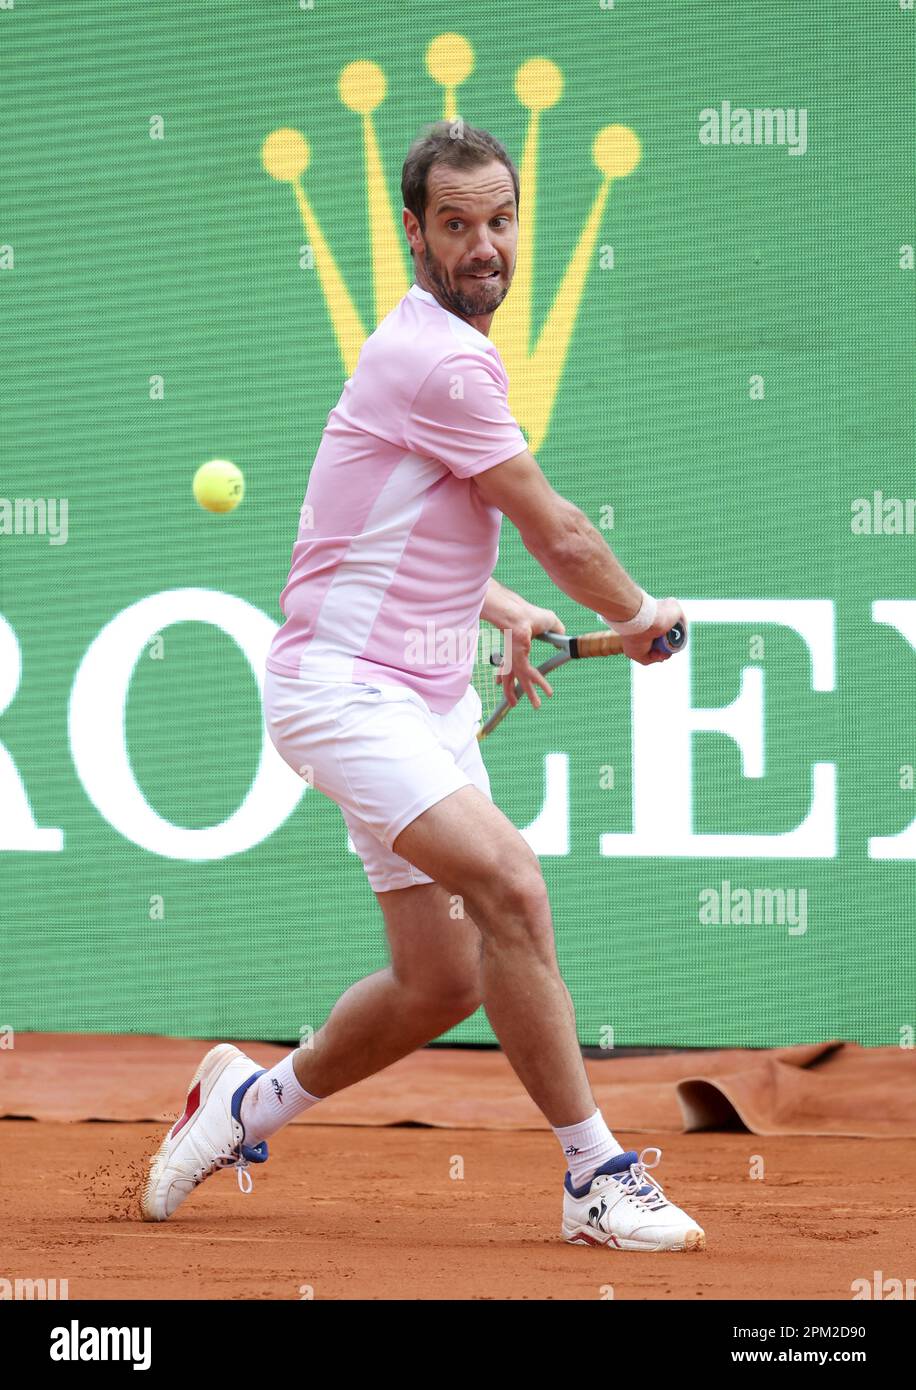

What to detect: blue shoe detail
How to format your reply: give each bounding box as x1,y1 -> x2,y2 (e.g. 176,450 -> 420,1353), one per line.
565,1149 -> 659,1200
230,1069 -> 269,1162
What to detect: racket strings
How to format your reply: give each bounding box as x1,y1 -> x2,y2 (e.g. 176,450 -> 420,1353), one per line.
470,624 -> 506,726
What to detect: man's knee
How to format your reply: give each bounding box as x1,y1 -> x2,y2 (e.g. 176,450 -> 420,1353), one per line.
465,859 -> 551,940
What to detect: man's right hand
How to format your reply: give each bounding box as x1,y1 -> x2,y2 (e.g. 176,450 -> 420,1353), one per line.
618,597 -> 687,666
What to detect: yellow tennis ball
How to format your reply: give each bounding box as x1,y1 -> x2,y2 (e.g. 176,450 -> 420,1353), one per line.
193,460 -> 245,513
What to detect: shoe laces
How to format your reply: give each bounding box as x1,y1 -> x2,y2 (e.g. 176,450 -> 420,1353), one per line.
610,1146 -> 668,1211
210,1149 -> 256,1193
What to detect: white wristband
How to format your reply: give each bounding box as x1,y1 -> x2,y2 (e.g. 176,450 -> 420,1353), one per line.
600,589 -> 657,636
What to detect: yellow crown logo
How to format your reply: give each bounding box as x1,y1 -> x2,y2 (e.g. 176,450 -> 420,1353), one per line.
261,33 -> 641,452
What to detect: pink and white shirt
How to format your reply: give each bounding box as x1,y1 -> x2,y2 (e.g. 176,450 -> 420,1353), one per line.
266,282 -> 527,713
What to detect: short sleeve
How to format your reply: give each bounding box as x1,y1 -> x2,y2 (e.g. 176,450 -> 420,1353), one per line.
403,350 -> 528,479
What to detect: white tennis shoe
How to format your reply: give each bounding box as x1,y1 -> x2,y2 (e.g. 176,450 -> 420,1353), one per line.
562,1147 -> 706,1251
140,1043 -> 268,1222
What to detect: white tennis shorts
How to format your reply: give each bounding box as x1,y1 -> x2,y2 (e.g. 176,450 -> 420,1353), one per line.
263,669 -> 492,892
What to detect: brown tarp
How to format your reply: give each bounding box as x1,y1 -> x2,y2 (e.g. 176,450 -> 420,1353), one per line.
2,1035 -> 914,1137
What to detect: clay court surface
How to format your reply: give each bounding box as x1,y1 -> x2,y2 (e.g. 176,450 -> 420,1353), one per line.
3,1123 -> 914,1301
4,1037 -> 914,1300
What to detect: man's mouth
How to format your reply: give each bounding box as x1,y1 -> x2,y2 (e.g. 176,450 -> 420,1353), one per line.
462,270 -> 500,280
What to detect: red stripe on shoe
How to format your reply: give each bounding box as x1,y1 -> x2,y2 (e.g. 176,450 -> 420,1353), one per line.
170,1081 -> 201,1138
574,1230 -> 619,1248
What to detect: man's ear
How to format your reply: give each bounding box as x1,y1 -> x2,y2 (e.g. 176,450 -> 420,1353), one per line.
402,208 -> 424,258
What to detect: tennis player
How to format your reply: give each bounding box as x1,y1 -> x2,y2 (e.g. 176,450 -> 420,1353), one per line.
142,122 -> 704,1252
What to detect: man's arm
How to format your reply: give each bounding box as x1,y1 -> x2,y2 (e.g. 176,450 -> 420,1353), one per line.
481,576 -> 551,630
473,449 -> 684,664
474,451 -> 641,621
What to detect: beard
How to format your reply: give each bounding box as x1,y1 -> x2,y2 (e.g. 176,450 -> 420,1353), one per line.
420,242 -> 510,318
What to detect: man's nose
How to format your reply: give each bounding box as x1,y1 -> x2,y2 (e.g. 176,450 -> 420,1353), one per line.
467,227 -> 499,262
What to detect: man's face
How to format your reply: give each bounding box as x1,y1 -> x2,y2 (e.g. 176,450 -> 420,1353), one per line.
407,158 -> 518,323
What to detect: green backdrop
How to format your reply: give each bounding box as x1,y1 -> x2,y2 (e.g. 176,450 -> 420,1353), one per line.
1,1 -> 914,1046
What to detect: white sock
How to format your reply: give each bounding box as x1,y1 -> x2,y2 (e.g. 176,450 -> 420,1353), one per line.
553,1109 -> 626,1189
239,1051 -> 322,1145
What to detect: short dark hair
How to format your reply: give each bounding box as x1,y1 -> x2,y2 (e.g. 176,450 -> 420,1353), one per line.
401,121 -> 519,253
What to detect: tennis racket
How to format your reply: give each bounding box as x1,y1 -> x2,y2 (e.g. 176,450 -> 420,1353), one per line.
472,622 -> 686,740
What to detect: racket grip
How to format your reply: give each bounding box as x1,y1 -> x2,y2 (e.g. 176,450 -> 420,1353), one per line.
651,622 -> 686,656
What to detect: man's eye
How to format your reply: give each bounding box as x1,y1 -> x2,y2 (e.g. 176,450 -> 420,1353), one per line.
445,217 -> 509,231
